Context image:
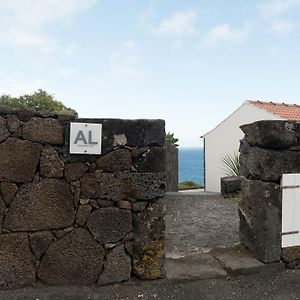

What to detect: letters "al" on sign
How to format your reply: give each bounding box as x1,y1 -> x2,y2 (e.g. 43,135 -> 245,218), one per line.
70,122 -> 102,154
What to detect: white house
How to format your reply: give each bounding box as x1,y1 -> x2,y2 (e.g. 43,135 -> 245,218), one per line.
202,100 -> 300,192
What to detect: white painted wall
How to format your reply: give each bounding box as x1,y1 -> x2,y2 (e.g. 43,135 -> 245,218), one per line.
203,102 -> 284,192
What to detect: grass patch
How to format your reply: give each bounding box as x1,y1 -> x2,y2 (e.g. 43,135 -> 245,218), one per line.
178,180 -> 203,190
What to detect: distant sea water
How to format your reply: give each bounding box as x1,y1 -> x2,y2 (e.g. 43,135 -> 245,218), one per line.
178,148 -> 204,186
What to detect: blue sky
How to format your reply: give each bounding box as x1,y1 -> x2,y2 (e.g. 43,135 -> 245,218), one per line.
1,0 -> 300,147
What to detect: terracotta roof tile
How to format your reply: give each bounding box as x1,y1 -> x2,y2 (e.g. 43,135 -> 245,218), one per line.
248,100 -> 300,121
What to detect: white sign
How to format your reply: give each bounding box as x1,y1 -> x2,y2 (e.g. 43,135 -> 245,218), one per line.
70,123 -> 102,155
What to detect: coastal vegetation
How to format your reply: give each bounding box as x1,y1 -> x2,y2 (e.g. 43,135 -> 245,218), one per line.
0,89 -> 78,116
178,180 -> 203,190
165,132 -> 179,147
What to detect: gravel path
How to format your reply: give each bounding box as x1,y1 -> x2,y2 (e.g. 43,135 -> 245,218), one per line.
165,192 -> 239,258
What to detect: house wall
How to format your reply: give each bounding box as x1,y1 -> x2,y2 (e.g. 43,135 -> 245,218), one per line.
0,105 -> 166,290
203,103 -> 283,192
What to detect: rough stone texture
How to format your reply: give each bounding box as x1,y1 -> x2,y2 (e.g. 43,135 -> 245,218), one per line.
4,179 -> 75,231
98,245 -> 131,285
75,204 -> 92,226
77,119 -> 165,153
64,163 -> 88,183
40,146 -> 64,178
132,147 -> 165,173
29,231 -> 54,260
117,200 -> 132,210
221,176 -> 242,198
0,138 -> 42,183
0,116 -> 10,142
133,199 -> 166,279
0,182 -> 18,206
239,179 -> 282,263
241,120 -> 300,150
131,173 -> 166,200
22,117 -> 64,145
53,227 -> 73,239
282,247 -> 300,268
81,173 -> 126,201
96,149 -> 132,172
0,233 -> 35,289
38,228 -> 105,285
0,196 -> 5,231
87,208 -> 132,244
239,138 -> 300,182
6,115 -> 21,134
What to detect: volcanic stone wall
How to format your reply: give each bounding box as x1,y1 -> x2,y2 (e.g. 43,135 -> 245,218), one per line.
0,105 -> 166,289
239,120 -> 300,265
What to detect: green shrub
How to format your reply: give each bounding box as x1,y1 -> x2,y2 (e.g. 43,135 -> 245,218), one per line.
165,132 -> 179,147
221,152 -> 240,176
178,180 -> 203,190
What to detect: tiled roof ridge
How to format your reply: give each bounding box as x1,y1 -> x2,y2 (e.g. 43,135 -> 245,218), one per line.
247,100 -> 300,107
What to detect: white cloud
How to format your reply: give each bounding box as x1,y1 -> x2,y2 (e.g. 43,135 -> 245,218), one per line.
202,24 -> 248,47
0,78 -> 46,96
109,40 -> 141,79
269,19 -> 299,34
0,0 -> 97,51
58,68 -> 80,77
155,10 -> 198,35
259,0 -> 300,35
259,0 -> 300,17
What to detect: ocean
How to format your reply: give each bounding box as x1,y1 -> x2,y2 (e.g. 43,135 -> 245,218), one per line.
178,148 -> 204,186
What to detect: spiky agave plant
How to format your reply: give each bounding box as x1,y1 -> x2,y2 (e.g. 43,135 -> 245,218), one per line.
221,151 -> 240,176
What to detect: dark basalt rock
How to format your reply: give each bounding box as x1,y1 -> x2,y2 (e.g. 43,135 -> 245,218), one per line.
221,176 -> 242,198
29,231 -> 54,260
0,138 -> 42,183
0,233 -> 35,289
96,149 -> 132,172
0,196 -> 5,232
38,228 -> 105,285
4,178 -> 75,231
0,182 -> 18,206
22,117 -> 64,144
241,120 -> 300,150
0,116 -> 10,142
132,147 -> 165,173
40,146 -> 64,178
239,138 -> 300,182
98,245 -> 131,285
64,163 -> 88,183
239,179 -> 282,263
87,207 -> 132,244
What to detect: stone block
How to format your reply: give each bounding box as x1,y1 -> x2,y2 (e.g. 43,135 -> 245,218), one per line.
221,176 -> 242,198
64,163 -> 88,183
132,199 -> 166,279
98,245 -> 131,285
29,231 -> 54,260
0,105 -> 16,115
81,173 -> 126,201
75,204 -> 92,226
239,139 -> 300,182
0,196 -> 5,232
38,228 -> 105,285
239,179 -> 282,263
96,149 -> 132,172
131,173 -> 166,200
6,115 -> 21,134
282,247 -> 300,268
76,119 -> 165,153
0,182 -> 18,206
0,116 -> 10,142
87,207 -> 132,244
22,117 -> 64,145
40,146 -> 64,178
0,233 -> 35,289
4,178 -> 75,231
0,138 -> 42,183
241,120 -> 300,150
132,147 -> 165,173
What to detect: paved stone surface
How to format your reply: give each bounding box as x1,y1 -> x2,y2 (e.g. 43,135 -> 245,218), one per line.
210,245 -> 284,276
165,193 -> 239,257
166,254 -> 227,281
0,270 -> 300,299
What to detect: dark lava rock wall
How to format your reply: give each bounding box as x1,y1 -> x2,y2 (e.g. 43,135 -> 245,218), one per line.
239,120 -> 300,264
0,105 -> 166,289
